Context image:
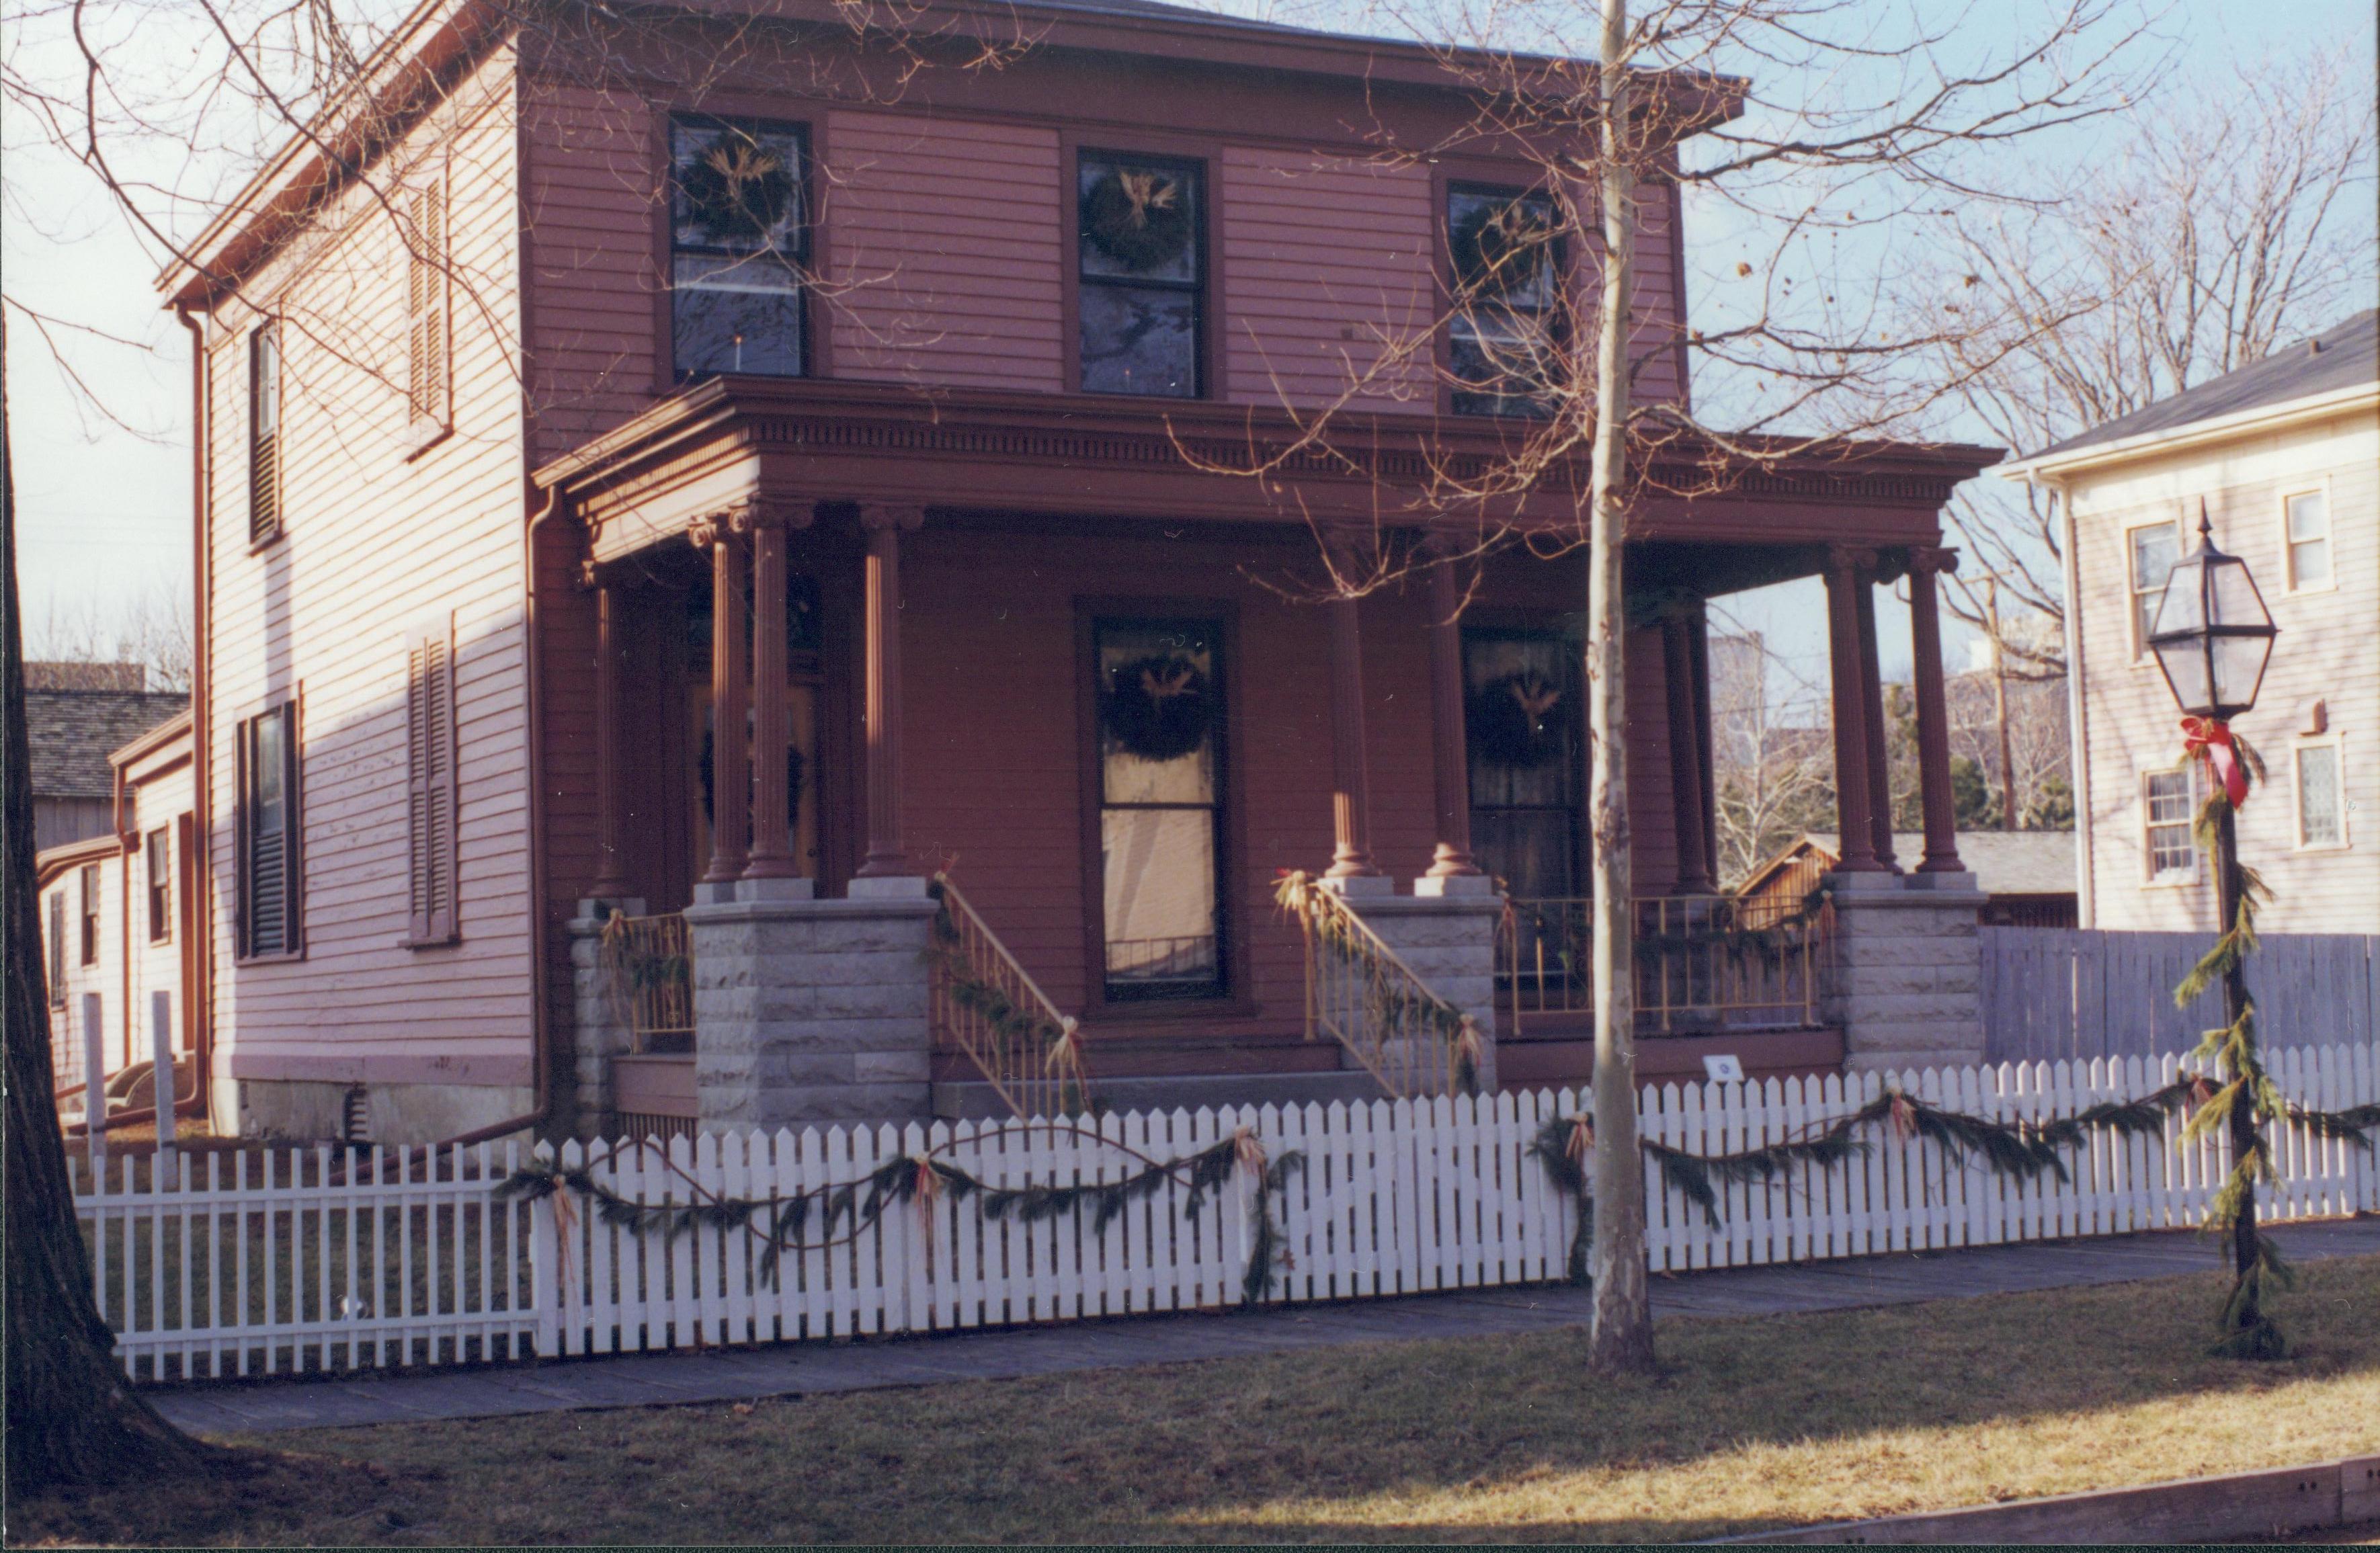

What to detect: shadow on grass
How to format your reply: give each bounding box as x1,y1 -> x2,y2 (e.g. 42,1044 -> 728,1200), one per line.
13,1255 -> 2380,1547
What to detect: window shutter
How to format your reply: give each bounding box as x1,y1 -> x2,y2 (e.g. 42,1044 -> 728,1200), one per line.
249,323 -> 281,543
280,702 -> 304,955
407,180 -> 449,427
47,893 -> 66,1007
406,618 -> 458,943
234,718 -> 253,958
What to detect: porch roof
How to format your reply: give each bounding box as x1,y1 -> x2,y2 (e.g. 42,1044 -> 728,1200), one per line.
532,376 -> 2002,571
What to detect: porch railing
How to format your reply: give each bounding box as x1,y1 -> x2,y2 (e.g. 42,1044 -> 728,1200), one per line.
928,874 -> 1093,1120
1277,872 -> 1483,1099
1500,890 -> 1834,1036
601,911 -> 696,1054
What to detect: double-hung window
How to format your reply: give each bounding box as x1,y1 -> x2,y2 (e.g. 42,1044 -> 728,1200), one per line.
1094,618 -> 1225,1001
249,321 -> 283,544
2285,489 -> 2332,591
1447,184 -> 1559,416
670,116 -> 809,378
146,828 -> 172,943
2295,740 -> 2345,848
2143,766 -> 2197,882
238,702 -> 304,958
1076,152 -> 1204,397
2128,520 -> 2180,659
78,865 -> 100,966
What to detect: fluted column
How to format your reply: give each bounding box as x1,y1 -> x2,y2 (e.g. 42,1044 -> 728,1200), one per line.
695,518 -> 749,891
1325,589 -> 1382,880
1854,560 -> 1900,873
1823,547 -> 1885,872
856,503 -> 923,880
586,577 -> 634,901
1907,546 -> 1967,874
1425,557 -> 1480,879
743,505 -> 807,881
1661,607 -> 1714,893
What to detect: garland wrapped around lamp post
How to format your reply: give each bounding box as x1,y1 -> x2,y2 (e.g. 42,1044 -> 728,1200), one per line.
496,1124 -> 1305,1309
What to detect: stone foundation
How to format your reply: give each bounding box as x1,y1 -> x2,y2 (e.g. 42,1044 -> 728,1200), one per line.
567,899 -> 643,1141
229,1077 -> 536,1146
1822,871 -> 1986,1073
682,886 -> 938,1129
1329,876 -> 1503,1093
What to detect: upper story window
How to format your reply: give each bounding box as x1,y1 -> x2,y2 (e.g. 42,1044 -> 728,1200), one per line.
2295,739 -> 2344,848
2127,519 -> 2179,659
1447,185 -> 1559,417
406,173 -> 452,433
1077,153 -> 1204,398
670,116 -> 809,379
249,321 -> 283,544
2143,765 -> 2197,882
2284,489 -> 2332,591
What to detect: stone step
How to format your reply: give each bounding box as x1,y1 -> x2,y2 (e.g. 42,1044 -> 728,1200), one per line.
932,1068 -> 1391,1120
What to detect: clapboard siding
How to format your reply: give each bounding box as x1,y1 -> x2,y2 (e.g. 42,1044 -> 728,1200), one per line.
2068,406 -> 2378,933
822,112 -> 1063,391
202,49 -> 534,1091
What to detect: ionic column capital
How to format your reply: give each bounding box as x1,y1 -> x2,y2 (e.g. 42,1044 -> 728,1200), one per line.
1907,544 -> 1961,577
860,501 -> 926,534
1824,543 -> 1878,577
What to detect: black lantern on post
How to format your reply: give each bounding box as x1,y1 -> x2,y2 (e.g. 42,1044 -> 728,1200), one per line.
2146,503 -> 2278,721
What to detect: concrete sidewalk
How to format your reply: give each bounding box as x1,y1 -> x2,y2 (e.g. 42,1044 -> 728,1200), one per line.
151,1217 -> 2380,1438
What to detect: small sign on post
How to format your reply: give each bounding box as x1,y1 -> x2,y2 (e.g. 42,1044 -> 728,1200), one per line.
1702,1053 -> 1746,1085
81,993 -> 107,1179
151,989 -> 177,1174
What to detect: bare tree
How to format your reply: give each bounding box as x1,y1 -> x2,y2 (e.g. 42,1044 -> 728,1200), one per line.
28,582 -> 193,692
1707,624 -> 1833,882
1926,52 -> 2377,675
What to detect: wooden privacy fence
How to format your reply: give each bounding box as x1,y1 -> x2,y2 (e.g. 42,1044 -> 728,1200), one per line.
75,1044 -> 2377,1384
1981,929 -> 2380,1064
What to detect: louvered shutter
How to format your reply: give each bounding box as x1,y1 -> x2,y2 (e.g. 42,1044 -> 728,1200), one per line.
249,323 -> 281,543
407,180 -> 448,427
406,617 -> 458,943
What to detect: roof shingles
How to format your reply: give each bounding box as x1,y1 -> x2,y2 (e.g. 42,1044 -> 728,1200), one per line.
28,691 -> 190,800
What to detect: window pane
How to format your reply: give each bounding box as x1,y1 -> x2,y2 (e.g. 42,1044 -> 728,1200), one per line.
1465,634 -> 1573,808
1079,285 -> 1197,396
672,121 -> 804,257
1102,809 -> 1217,993
2287,491 -> 2326,542
1448,188 -> 1556,308
1099,625 -> 1215,802
1079,157 -> 1200,283
2299,746 -> 2342,845
255,715 -> 285,827
674,258 -> 805,377
253,327 -> 281,436
2291,537 -> 2332,588
2131,523 -> 2180,588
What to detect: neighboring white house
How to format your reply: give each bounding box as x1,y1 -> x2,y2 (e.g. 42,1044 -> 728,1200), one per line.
2000,310 -> 2377,935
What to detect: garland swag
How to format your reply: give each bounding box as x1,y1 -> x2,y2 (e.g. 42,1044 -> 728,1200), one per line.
1100,654 -> 1212,762
495,1124 -> 1305,1307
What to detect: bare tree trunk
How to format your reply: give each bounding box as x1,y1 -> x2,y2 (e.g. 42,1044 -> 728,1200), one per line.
2,316 -> 212,1494
1584,0 -> 1653,1375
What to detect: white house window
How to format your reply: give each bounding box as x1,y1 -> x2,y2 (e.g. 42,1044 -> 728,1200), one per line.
2295,741 -> 2344,847
2129,521 -> 2180,659
2143,766 -> 2197,881
2285,489 -> 2332,591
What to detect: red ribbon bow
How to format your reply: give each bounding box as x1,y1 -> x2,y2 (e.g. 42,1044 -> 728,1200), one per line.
2181,717 -> 2250,808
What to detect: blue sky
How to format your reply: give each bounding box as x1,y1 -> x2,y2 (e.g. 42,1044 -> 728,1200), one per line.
4,0 -> 2372,678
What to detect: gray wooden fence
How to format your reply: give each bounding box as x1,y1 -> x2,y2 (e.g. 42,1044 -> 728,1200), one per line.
1980,928 -> 2380,1064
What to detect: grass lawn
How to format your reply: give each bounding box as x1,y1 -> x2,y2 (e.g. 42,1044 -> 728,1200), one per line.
17,1252 -> 2380,1546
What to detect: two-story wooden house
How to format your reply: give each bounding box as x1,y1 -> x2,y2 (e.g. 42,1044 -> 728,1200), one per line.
161,0 -> 1997,1144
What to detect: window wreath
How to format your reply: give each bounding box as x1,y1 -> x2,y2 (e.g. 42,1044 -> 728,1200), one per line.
1080,167 -> 1194,273
1467,669 -> 1567,769
678,130 -> 797,248
1102,654 -> 1212,762
1449,196 -> 1553,299
699,730 -> 806,831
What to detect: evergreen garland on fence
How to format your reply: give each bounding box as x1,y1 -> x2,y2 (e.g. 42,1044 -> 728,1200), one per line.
494,1125 -> 1305,1308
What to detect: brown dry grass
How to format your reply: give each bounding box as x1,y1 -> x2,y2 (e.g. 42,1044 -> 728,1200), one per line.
15,1253 -> 2380,1547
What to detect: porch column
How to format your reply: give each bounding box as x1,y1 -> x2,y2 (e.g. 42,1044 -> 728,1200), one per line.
1823,547 -> 1885,872
1907,546 -> 1967,873
1424,557 -> 1480,880
695,517 -> 749,894
1854,560 -> 1901,872
1325,589 -> 1383,881
588,579 -> 633,902
856,503 -> 923,882
1661,607 -> 1713,893
743,504 -> 810,885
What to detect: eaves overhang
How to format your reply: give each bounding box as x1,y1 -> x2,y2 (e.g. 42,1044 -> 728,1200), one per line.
1994,380 -> 2380,489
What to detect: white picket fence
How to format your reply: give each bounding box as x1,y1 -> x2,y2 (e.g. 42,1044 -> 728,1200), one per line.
77,1044 -> 2377,1383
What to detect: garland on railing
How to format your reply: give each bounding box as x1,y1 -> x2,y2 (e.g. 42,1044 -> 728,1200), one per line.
1503,889 -> 1831,982
597,907 -> 691,1035
495,1124 -> 1306,1308
1275,871 -> 1483,1095
1529,1072 -> 2380,1288
925,878 -> 1090,1111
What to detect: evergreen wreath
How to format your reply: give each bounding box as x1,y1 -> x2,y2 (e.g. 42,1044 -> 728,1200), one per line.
700,730 -> 805,831
1467,669 -> 1568,770
678,131 -> 796,247
1448,196 -> 1553,299
1101,654 -> 1212,762
1080,167 -> 1194,272
496,1123 -> 1306,1307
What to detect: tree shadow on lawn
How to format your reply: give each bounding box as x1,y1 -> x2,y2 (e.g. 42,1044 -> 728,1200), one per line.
13,1255 -> 2380,1547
